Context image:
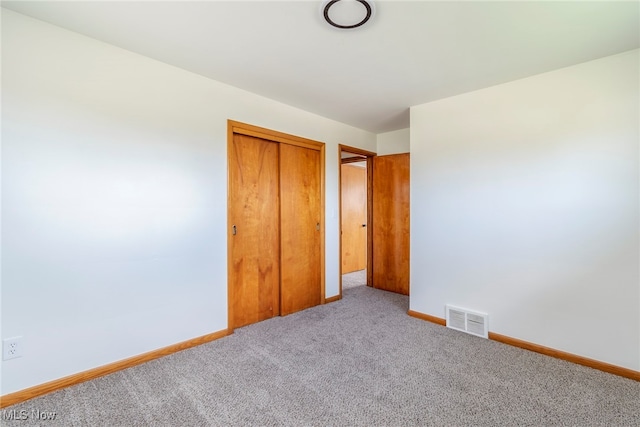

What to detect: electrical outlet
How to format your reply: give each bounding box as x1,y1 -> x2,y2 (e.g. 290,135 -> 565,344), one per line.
3,337 -> 23,360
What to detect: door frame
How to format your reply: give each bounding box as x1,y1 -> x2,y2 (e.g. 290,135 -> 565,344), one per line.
338,144 -> 376,297
227,120 -> 326,333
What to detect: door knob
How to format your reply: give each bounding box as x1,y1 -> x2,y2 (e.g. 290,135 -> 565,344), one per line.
232,225 -> 237,235
362,224 -> 367,227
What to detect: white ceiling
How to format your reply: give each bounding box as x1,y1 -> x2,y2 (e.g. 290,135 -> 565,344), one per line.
2,1 -> 638,133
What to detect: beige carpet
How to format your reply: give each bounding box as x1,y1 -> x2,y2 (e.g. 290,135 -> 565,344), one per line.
342,269 -> 366,289
3,285 -> 639,426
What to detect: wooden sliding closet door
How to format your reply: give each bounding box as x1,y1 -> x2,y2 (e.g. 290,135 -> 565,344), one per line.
228,120 -> 325,329
280,143 -> 322,316
372,153 -> 410,295
229,134 -> 280,329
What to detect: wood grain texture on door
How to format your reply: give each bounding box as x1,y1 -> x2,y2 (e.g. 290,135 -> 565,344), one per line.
372,153 -> 410,295
229,134 -> 280,328
280,143 -> 322,315
341,163 -> 367,274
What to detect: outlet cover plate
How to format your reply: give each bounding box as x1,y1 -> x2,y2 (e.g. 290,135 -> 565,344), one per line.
3,337 -> 24,360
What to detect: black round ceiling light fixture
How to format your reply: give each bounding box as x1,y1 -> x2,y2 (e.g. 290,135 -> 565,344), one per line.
322,0 -> 374,29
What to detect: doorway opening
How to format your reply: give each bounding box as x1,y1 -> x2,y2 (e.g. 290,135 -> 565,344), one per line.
339,145 -> 375,297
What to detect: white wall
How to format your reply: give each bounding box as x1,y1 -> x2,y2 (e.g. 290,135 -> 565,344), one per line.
376,128 -> 410,155
410,50 -> 639,371
0,10 -> 376,395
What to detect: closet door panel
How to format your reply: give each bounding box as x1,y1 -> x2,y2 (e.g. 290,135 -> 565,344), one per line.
229,134 -> 280,328
280,144 -> 321,315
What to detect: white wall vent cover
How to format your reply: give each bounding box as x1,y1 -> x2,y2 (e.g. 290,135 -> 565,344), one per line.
445,305 -> 489,338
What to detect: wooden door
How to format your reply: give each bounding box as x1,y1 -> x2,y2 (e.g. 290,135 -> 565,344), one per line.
280,143 -> 322,315
228,133 -> 280,328
341,163 -> 367,273
372,153 -> 410,295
